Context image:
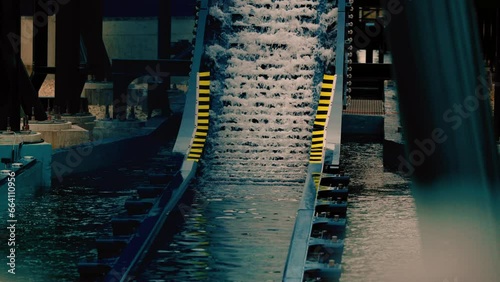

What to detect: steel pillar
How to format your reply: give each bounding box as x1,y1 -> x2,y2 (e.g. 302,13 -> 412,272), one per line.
158,0 -> 172,60
0,0 -> 21,131
365,47 -> 373,63
158,0 -> 172,96
30,0 -> 49,93
80,0 -> 111,81
55,0 -> 86,114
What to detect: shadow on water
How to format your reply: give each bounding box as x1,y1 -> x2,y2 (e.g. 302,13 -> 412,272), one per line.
0,139 -> 422,282
0,117 -> 182,282
340,143 -> 423,282
0,174 -> 138,281
138,181 -> 303,282
137,143 -> 421,282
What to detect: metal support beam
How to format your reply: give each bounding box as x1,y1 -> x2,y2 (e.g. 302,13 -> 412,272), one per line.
55,0 -> 86,114
30,0 -> 49,93
158,0 -> 172,60
0,0 -> 21,131
365,48 -> 373,63
158,0 -> 172,95
80,0 -> 111,81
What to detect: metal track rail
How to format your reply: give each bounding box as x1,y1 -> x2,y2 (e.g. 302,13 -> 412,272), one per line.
283,0 -> 350,281
79,1 -> 212,281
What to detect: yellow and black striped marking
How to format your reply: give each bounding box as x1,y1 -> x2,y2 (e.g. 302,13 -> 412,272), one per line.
310,74 -> 335,164
312,172 -> 321,189
187,72 -> 210,161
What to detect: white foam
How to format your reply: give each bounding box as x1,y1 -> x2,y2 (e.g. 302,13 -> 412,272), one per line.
203,0 -> 337,184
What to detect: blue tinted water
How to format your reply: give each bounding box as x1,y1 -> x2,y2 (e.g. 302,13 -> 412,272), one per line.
140,143 -> 422,282
0,143 -> 421,282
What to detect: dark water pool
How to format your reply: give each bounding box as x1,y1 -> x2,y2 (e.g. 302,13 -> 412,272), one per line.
0,145 -> 180,282
139,143 -> 422,282
0,143 -> 422,282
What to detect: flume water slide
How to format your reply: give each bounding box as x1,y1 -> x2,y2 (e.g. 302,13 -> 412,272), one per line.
89,0 -> 350,281
173,0 -> 352,281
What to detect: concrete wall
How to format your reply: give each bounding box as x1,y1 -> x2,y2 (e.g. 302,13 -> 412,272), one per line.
0,142 -> 52,188
20,16 -> 195,66
103,18 -> 158,60
171,17 -> 195,43
21,16 -> 57,73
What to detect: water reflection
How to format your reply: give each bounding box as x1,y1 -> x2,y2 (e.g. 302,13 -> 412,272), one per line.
141,143 -> 422,282
141,184 -> 302,281
0,143 -> 422,282
341,143 -> 423,282
0,151 -> 175,282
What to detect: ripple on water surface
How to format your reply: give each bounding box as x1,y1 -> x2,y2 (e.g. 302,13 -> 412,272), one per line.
141,143 -> 423,282
140,184 -> 303,282
0,153 -> 175,282
341,143 -> 423,282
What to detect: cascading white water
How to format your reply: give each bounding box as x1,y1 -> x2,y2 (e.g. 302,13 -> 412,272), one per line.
203,0 -> 337,184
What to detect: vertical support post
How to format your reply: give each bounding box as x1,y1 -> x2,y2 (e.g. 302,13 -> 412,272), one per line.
365,47 -> 373,63
80,0 -> 111,81
158,0 -> 172,60
378,47 -> 384,63
158,0 -> 172,96
112,74 -> 131,120
0,0 -> 21,131
379,18 -> 385,64
31,0 -> 49,93
55,0 -> 83,114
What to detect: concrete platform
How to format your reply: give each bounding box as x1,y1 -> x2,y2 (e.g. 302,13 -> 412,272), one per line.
0,131 -> 43,144
61,115 -> 97,131
52,114 -> 181,182
0,133 -> 52,187
83,81 -> 114,105
341,99 -> 384,141
0,158 -> 42,215
343,99 -> 384,115
82,81 -> 148,109
29,121 -> 90,149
